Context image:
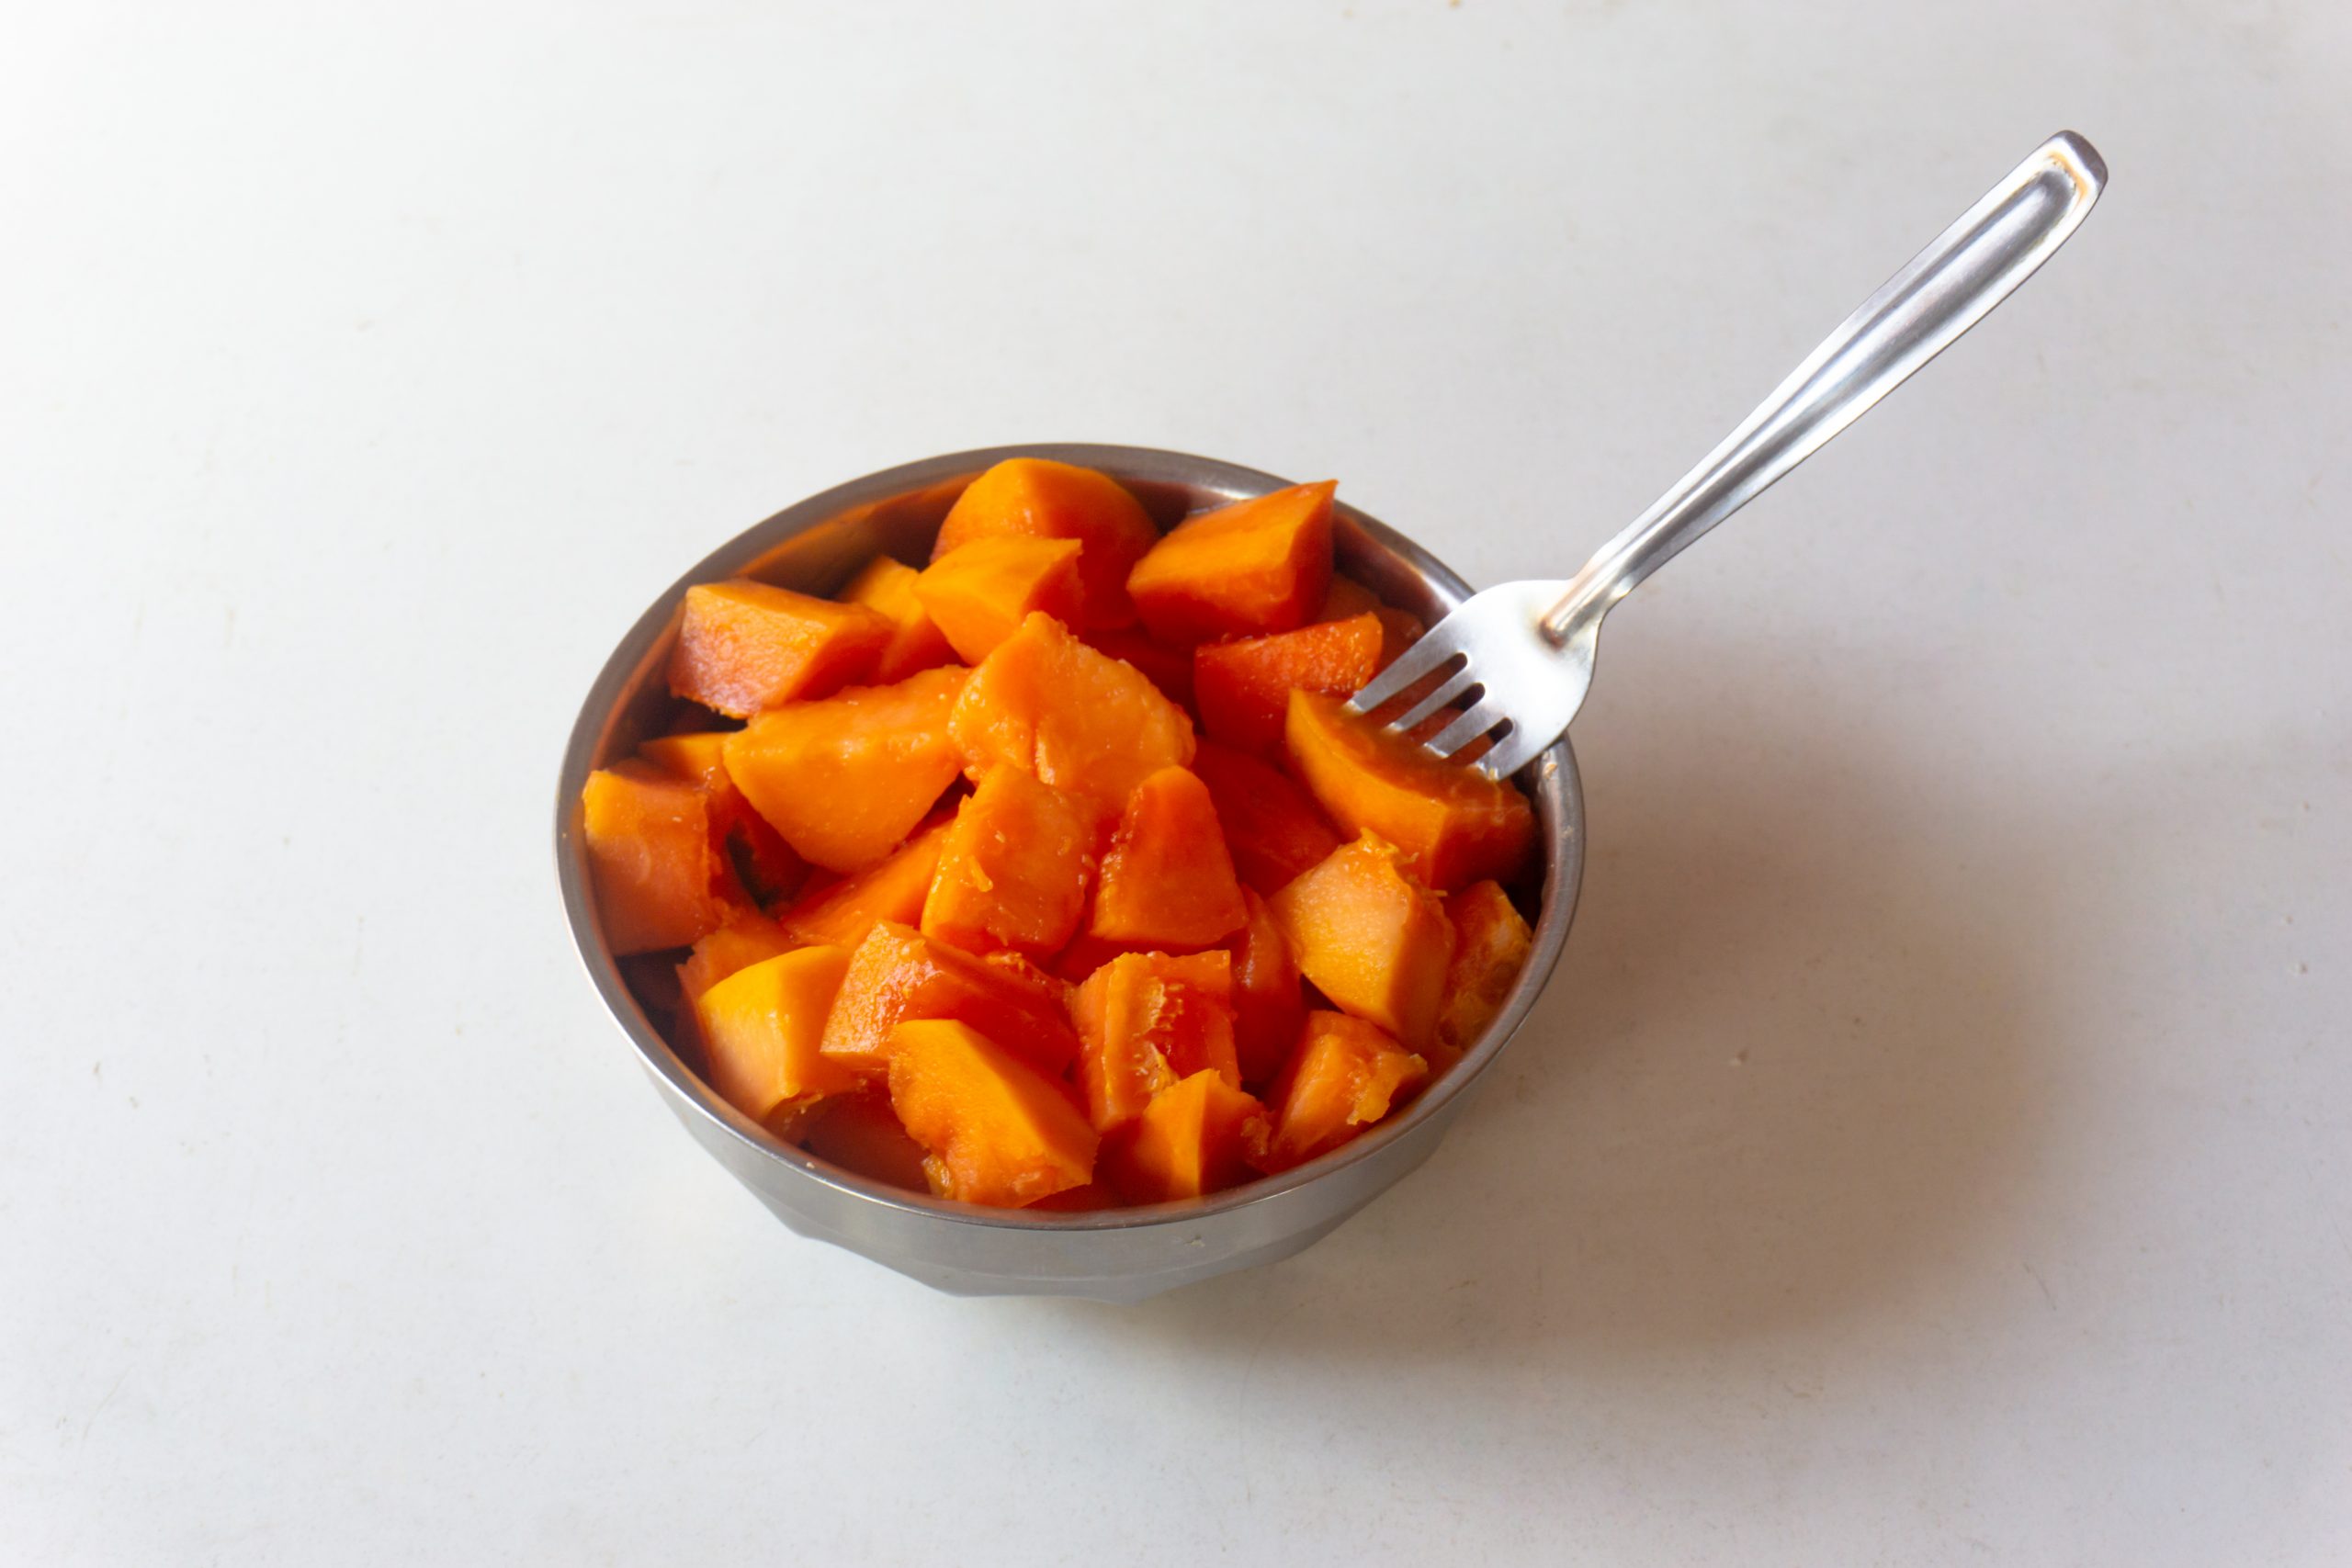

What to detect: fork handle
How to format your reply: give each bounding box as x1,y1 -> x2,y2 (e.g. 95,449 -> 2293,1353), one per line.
1540,131 -> 2106,642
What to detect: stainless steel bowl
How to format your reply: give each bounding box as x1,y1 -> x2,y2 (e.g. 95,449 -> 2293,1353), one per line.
556,444 -> 1584,1302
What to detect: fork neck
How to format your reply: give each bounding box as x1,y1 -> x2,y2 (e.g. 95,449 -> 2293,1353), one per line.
1539,543 -> 1640,647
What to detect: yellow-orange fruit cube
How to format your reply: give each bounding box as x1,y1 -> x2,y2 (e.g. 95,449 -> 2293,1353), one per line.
1125,481 -> 1336,643
1435,879 -> 1534,1055
947,612 -> 1195,822
580,760 -> 733,955
721,666 -> 968,874
691,945 -> 860,1124
1260,1010 -> 1426,1172
668,578 -> 891,717
920,766 -> 1095,958
1267,834 -> 1454,1050
915,536 -> 1086,663
1071,950 -> 1239,1133
1283,689 -> 1536,893
1107,1069 -> 1270,1202
839,556 -> 957,682
934,457 -> 1159,631
887,1019 -> 1100,1207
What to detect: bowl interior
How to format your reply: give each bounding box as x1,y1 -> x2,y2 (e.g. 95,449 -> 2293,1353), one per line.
557,444 -> 1582,1234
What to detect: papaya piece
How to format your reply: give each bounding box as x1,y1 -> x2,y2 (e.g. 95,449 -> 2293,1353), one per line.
1260,1010 -> 1426,1172
913,536 -> 1086,664
1089,766 -> 1248,950
1190,741 -> 1342,897
1435,879 -> 1533,1055
980,947 -> 1066,992
839,555 -> 957,682
668,578 -> 891,717
1046,930 -> 1136,986
1374,605 -> 1424,664
691,944 -> 859,1122
799,1088 -> 932,1191
580,760 -> 734,954
1080,626 -> 1195,707
721,666 -> 968,874
821,920 -> 1081,1080
675,908 -> 798,1001
637,728 -> 733,784
1283,689 -> 1537,892
934,457 -> 1159,630
920,767 -> 1094,958
1194,613 -> 1385,756
948,612 -> 1195,820
886,1019 -> 1099,1207
1125,480 -> 1335,643
1107,1069 -> 1270,1202
639,730 -> 808,906
774,816 -> 949,947
1227,888 -> 1306,1089
1267,835 -> 1454,1049
1317,573 -> 1382,622
1071,950 -> 1239,1133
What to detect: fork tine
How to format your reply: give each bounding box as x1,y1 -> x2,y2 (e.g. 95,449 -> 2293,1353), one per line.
1386,668 -> 1477,735
1348,635 -> 1461,714
1472,723 -> 1541,781
1424,698 -> 1503,760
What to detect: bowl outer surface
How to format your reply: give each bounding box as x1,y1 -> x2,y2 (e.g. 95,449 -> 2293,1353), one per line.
557,444 -> 1584,1301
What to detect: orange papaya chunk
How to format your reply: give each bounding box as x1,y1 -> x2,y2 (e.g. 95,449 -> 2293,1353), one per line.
774,815 -> 949,947
821,920 -> 1081,1080
1046,930 -> 1137,986
1435,879 -> 1533,1055
721,666 -> 968,874
1125,480 -> 1335,643
675,908 -> 797,1001
840,555 -> 957,682
1108,1069 -> 1271,1202
914,536 -> 1086,663
639,730 -> 808,905
668,578 -> 891,717
1317,573 -> 1382,621
1194,613 -> 1385,756
1283,689 -> 1537,892
1374,605 -> 1424,664
799,1088 -> 932,1191
1261,1010 -> 1426,1172
934,457 -> 1159,631
1227,888 -> 1306,1089
691,944 -> 859,1123
886,1019 -> 1099,1207
1072,951 -> 1239,1133
948,612 -> 1195,820
637,728 -> 733,785
920,767 -> 1094,958
580,760 -> 734,954
1267,834 -> 1454,1049
1190,740 -> 1342,897
1089,766 -> 1248,950
1080,626 -> 1195,707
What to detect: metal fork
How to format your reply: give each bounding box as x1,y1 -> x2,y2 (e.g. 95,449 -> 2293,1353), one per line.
1351,130 -> 2108,779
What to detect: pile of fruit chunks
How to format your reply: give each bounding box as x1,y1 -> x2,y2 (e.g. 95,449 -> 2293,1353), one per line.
580,458 -> 1539,1210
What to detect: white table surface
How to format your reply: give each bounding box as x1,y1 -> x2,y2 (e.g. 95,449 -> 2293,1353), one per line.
6,3 -> 2347,1563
